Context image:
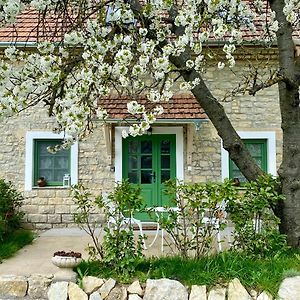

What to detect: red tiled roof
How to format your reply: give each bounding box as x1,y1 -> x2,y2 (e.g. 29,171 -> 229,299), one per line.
99,95 -> 207,121
0,8 -> 68,42
0,4 -> 298,44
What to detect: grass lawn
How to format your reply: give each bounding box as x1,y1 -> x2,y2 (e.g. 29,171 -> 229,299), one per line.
0,229 -> 34,262
77,250 -> 300,296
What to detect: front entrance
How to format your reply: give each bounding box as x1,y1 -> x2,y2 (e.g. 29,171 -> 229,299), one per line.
122,134 -> 176,219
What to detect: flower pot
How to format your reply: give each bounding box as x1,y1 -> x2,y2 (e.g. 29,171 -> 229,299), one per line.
51,255 -> 82,283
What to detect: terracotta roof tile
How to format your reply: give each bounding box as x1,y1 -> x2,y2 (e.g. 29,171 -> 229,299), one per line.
0,3 -> 298,43
99,95 -> 207,121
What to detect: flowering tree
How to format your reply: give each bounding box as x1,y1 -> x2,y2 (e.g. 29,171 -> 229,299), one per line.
0,0 -> 299,246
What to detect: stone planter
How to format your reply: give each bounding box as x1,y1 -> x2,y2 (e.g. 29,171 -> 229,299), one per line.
51,256 -> 82,283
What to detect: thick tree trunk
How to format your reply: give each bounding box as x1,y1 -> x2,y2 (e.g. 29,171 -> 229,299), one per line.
270,0 -> 300,247
279,114 -> 300,246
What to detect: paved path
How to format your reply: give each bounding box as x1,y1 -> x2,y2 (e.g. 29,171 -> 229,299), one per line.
0,227 -> 232,276
0,228 -> 170,276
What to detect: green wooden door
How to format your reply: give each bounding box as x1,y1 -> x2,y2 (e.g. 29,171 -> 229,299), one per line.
122,134 -> 176,220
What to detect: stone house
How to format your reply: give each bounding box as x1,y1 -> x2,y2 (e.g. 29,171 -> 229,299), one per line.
0,9 -> 282,230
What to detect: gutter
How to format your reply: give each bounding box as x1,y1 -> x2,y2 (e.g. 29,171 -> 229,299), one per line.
0,42 -> 38,48
105,118 -> 208,125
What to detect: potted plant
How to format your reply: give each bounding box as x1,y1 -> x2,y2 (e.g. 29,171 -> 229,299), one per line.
37,177 -> 47,187
51,251 -> 82,282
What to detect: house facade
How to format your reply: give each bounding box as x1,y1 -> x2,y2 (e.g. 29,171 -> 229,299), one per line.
0,10 -> 283,230
0,51 -> 282,229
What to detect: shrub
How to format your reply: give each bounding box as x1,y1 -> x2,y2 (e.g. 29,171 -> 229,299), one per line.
72,180 -> 144,277
159,180 -> 236,258
227,174 -> 289,256
0,179 -> 24,241
102,180 -> 144,276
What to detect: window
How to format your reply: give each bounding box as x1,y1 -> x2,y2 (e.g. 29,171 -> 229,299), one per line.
25,132 -> 78,190
221,131 -> 276,181
229,139 -> 267,183
34,140 -> 70,186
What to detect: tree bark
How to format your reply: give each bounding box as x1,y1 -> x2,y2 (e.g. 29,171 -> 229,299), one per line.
269,0 -> 300,246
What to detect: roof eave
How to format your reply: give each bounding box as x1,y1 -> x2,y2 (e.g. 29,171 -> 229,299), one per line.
105,118 -> 208,124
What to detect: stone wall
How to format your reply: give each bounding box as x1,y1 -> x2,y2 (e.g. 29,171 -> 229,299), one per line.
0,275 -> 299,300
0,57 -> 283,229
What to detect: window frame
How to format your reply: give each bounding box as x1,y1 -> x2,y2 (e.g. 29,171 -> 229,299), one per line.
34,139 -> 71,187
221,131 -> 277,181
228,139 -> 268,182
25,132 -> 78,190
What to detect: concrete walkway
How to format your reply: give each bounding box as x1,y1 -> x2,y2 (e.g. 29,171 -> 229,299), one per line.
0,228 -> 171,276
0,227 -> 232,276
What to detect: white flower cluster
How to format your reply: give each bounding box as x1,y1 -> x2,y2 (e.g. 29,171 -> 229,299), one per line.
0,0 -> 298,141
223,44 -> 236,68
283,0 -> 300,24
0,0 -> 23,24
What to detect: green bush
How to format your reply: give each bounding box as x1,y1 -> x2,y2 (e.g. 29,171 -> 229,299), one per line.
0,179 -> 24,241
102,180 -> 144,276
227,174 -> 288,256
72,180 -> 144,277
159,179 -> 236,258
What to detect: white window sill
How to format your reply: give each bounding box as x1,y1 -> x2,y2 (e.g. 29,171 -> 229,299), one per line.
32,186 -> 70,190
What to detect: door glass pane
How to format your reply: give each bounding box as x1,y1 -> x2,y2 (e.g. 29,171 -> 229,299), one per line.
141,155 -> 152,168
128,156 -> 137,169
161,155 -> 170,168
141,140 -> 152,154
161,140 -> 170,154
128,171 -> 138,183
128,140 -> 138,153
161,170 -> 170,183
141,170 -> 152,184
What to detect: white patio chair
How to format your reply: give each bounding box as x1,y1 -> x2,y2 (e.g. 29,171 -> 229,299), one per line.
103,193 -> 160,250
152,201 -> 227,252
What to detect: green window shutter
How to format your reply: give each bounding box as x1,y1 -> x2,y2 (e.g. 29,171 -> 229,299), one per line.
34,140 -> 70,186
229,139 -> 267,183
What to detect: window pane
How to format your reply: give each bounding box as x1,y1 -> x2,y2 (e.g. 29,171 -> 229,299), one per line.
128,171 -> 138,183
232,170 -> 246,183
128,156 -> 137,169
128,140 -> 138,153
54,156 -> 69,169
40,157 -> 53,169
255,157 -> 262,167
141,155 -> 152,169
161,170 -> 170,183
53,170 -> 66,182
161,140 -> 170,154
246,143 -> 262,157
141,140 -> 152,154
39,169 -> 54,182
141,170 -> 152,184
39,144 -> 51,154
161,155 -> 170,168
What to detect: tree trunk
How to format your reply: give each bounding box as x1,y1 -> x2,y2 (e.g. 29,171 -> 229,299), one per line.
279,116 -> 300,247
270,0 -> 300,247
